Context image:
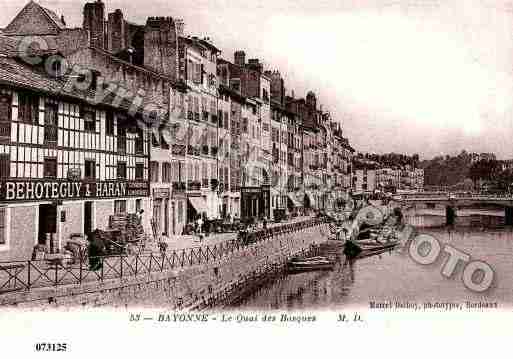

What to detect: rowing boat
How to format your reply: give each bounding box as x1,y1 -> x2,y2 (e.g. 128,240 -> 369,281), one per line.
287,256 -> 335,273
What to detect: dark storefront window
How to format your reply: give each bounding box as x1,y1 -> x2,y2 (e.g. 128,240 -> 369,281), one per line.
0,154 -> 9,179
114,200 -> 127,214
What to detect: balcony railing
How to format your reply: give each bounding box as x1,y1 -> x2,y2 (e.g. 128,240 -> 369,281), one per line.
187,181 -> 201,191
170,144 -> 185,156
187,146 -> 200,156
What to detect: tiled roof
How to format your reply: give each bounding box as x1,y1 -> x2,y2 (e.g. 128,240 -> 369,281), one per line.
40,5 -> 66,29
0,35 -> 59,57
0,57 -> 167,122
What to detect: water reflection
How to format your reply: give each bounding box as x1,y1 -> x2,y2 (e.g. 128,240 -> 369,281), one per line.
231,213 -> 513,310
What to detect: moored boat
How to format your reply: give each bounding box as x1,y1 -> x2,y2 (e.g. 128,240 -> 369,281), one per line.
343,239 -> 398,258
287,256 -> 335,273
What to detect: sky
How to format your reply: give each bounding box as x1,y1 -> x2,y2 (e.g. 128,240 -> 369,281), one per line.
2,0 -> 513,160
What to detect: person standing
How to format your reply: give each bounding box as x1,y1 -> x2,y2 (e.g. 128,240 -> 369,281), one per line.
136,209 -> 144,225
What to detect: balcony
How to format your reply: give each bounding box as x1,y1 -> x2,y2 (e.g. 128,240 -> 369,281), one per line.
187,146 -> 200,156
172,182 -> 186,192
187,181 -> 201,191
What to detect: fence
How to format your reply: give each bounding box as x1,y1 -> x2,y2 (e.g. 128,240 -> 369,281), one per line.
0,218 -> 325,295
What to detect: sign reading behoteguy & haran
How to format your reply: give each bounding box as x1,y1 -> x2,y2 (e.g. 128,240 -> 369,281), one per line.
0,180 -> 149,201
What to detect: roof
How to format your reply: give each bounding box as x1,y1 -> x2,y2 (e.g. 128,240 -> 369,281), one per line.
4,1 -> 66,35
218,84 -> 245,103
180,36 -> 221,54
0,35 -> 60,57
40,3 -> 66,29
0,56 -> 167,122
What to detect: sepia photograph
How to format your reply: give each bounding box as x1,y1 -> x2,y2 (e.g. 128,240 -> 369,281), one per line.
0,0 -> 511,356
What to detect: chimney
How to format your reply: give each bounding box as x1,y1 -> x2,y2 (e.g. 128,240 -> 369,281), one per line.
234,50 -> 245,67
247,59 -> 263,73
175,19 -> 185,37
83,0 -> 105,49
107,9 -> 125,53
144,17 -> 179,79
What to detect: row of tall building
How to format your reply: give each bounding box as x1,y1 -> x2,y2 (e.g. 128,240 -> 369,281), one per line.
0,0 -> 354,261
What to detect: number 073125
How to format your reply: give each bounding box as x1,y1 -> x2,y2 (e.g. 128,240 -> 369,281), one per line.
34,343 -> 67,352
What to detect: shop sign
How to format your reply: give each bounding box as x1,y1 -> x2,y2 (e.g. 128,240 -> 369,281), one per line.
0,180 -> 149,202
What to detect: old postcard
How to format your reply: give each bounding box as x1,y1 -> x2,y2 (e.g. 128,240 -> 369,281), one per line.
0,0 -> 511,356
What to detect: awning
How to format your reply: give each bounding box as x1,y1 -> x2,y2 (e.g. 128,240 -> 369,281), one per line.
287,193 -> 302,207
188,196 -> 208,214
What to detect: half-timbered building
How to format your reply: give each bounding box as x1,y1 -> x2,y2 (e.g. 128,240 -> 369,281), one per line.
0,52 -> 150,261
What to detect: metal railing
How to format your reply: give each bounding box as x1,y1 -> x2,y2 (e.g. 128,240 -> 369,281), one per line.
0,219 -> 324,295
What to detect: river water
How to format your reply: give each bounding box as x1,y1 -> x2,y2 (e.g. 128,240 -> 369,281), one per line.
230,211 -> 513,310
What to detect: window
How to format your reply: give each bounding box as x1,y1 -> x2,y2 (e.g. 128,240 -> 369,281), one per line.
43,157 -> 57,178
0,154 -> 9,179
0,94 -> 12,123
162,162 -> 171,183
242,118 -> 248,133
135,199 -> 142,213
150,161 -> 159,182
18,92 -> 39,124
0,207 -> 5,245
106,111 -> 114,135
81,106 -> 96,132
84,159 -> 96,179
117,162 -> 127,179
224,111 -> 229,129
135,163 -> 144,179
114,200 -> 127,214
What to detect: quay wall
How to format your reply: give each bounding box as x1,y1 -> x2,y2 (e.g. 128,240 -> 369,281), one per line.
0,223 -> 329,309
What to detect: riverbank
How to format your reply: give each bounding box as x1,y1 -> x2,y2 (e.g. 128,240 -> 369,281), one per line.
0,220 -> 329,309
